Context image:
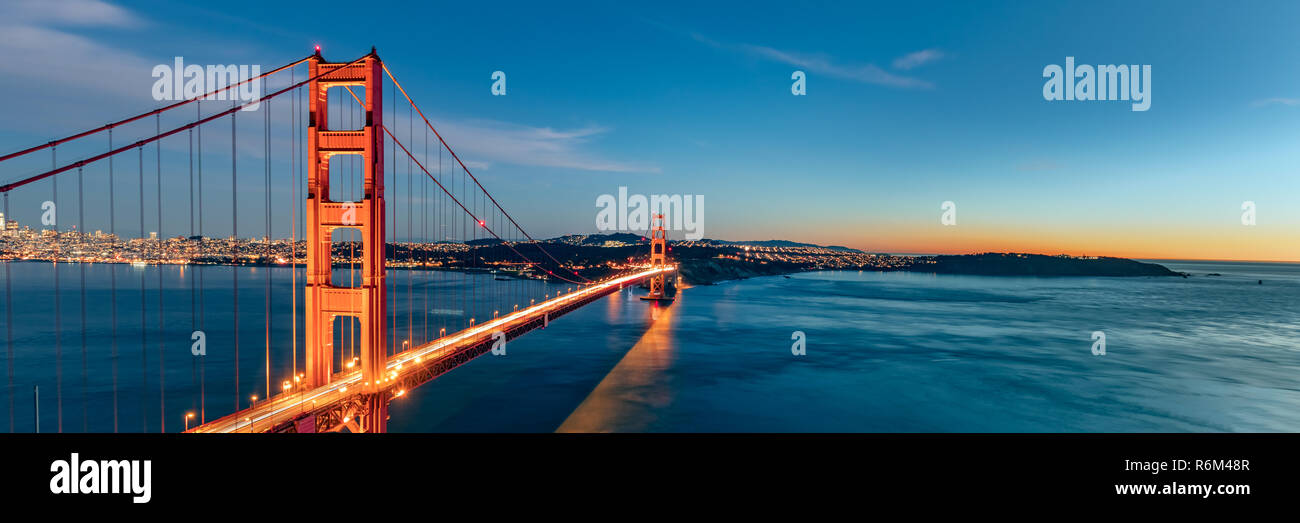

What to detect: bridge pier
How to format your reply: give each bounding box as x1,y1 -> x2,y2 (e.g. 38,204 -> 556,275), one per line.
361,393 -> 388,433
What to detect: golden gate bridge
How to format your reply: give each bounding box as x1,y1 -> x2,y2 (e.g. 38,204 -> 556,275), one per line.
0,48 -> 674,433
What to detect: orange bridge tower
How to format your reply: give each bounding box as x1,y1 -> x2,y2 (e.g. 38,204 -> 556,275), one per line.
304,49 -> 388,432
640,213 -> 674,302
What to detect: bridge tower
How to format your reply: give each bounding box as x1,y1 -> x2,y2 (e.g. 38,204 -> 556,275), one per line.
640,213 -> 673,302
304,49 -> 388,432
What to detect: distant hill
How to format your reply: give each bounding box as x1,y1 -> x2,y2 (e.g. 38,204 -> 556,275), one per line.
548,233 -> 647,245
545,233 -> 858,252
707,239 -> 862,253
917,253 -> 1182,277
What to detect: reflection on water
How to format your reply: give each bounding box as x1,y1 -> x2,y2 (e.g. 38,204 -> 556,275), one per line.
557,297 -> 680,432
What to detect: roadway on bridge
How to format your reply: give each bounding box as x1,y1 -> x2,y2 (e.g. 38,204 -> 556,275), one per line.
189,267 -> 672,433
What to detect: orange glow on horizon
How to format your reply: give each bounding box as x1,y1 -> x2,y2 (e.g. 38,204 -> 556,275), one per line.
741,222 -> 1300,263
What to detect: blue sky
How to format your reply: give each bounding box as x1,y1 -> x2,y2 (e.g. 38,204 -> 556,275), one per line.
0,0 -> 1297,260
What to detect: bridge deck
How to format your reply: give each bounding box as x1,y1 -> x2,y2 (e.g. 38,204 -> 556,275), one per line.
188,267 -> 672,433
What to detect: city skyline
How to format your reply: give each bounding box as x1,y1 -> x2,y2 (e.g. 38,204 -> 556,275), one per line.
0,1 -> 1297,262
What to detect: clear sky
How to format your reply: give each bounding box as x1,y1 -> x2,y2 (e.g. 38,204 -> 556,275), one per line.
0,0 -> 1297,261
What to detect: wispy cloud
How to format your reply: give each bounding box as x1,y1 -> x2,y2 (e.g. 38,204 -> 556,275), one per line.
429,118 -> 658,174
891,49 -> 944,70
693,33 -> 935,89
0,25 -> 154,100
2,0 -> 142,28
0,0 -> 160,133
1251,97 -> 1300,108
0,1 -> 151,98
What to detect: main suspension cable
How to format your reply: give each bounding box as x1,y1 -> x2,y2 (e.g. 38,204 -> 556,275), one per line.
381,65 -> 591,283
0,56 -> 312,165
341,86 -> 589,286
0,55 -> 369,194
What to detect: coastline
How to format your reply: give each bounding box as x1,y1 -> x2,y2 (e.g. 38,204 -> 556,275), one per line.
0,252 -> 1189,287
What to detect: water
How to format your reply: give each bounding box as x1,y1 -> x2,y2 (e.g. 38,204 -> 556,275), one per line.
1,260 -> 1297,432
391,260 -> 1300,432
0,261 -> 564,433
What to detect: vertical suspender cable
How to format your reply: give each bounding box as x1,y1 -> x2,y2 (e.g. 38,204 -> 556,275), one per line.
438,140 -> 443,338
290,69 -> 298,381
475,178 -> 480,321
4,192 -> 12,432
460,163 -> 465,330
232,100 -> 239,411
264,90 -> 271,399
433,136 -> 438,338
197,101 -> 206,423
465,164 -> 470,326
157,114 -> 165,433
298,79 -> 305,368
190,114 -> 196,400
78,164 -> 87,432
407,102 -> 413,351
423,119 -> 428,345
390,82 -> 396,357
109,130 -> 119,432
475,172 -> 480,317
53,147 -> 62,433
138,145 -> 147,433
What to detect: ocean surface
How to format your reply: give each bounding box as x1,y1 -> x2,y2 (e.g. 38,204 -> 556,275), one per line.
1,259 -> 1298,432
